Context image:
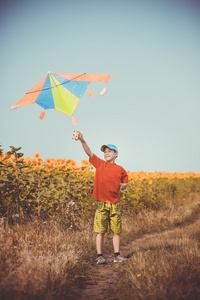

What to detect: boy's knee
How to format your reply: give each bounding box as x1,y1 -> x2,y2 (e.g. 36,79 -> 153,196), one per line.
97,233 -> 105,237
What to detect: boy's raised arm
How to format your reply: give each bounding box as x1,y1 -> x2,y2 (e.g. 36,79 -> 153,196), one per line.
78,132 -> 93,158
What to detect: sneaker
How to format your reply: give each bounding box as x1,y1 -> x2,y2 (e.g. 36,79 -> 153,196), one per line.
96,256 -> 106,265
114,255 -> 127,263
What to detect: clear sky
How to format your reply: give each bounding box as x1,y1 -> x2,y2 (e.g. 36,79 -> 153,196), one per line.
1,0 -> 200,172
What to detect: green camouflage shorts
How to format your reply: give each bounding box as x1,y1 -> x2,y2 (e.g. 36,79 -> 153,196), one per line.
94,201 -> 122,234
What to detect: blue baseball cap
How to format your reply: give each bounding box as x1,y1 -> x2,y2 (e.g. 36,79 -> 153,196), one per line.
101,144 -> 118,153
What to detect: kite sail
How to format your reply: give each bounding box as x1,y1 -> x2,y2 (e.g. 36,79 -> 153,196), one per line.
10,72 -> 113,124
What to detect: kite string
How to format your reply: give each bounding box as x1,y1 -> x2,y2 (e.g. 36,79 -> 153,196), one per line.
26,73 -> 86,94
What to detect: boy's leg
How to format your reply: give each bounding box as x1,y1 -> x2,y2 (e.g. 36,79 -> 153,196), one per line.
113,233 -> 120,253
113,233 -> 127,262
110,203 -> 127,262
94,201 -> 109,264
96,233 -> 105,254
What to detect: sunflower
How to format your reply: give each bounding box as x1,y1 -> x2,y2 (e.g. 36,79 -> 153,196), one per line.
9,156 -> 16,163
0,152 -> 6,159
34,152 -> 41,160
81,159 -> 91,167
59,158 -> 67,166
81,166 -> 87,172
32,159 -> 37,167
51,159 -> 58,167
36,160 -> 44,168
74,166 -> 82,172
67,160 -> 77,168
45,158 -> 52,166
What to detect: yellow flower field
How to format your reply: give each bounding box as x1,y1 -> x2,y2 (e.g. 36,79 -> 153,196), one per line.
0,146 -> 200,229
2,151 -> 199,180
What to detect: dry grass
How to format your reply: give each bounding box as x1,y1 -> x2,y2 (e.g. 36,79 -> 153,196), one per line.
0,194 -> 200,300
0,219 -> 95,300
112,221 -> 200,300
121,193 -> 200,243
104,194 -> 200,300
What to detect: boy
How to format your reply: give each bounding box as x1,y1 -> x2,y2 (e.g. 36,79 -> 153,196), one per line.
78,132 -> 128,264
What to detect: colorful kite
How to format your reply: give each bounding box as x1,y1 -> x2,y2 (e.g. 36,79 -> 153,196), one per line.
10,72 -> 113,125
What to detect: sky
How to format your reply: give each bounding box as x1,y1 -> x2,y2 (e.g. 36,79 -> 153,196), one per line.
1,0 -> 200,173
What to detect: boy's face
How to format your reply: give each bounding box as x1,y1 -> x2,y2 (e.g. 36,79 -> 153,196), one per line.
104,147 -> 118,163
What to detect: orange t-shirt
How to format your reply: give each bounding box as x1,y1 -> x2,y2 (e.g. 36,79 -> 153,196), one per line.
89,154 -> 128,204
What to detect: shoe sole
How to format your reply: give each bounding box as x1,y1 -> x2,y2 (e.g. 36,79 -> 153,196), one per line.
114,259 -> 127,263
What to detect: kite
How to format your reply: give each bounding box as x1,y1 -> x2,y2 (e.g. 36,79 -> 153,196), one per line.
9,72 -> 113,125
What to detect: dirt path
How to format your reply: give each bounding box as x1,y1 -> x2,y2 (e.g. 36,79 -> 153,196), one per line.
80,215 -> 200,300
80,231 -> 172,300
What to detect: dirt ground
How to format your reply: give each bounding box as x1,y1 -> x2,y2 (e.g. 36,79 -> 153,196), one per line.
79,215 -> 200,300
79,231 -> 169,299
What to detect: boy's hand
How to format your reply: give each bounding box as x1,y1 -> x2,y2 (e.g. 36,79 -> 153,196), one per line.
121,183 -> 128,190
78,132 -> 84,142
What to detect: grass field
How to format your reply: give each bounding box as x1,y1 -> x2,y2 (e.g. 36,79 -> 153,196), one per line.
1,147 -> 200,299
0,193 -> 200,300
110,213 -> 200,300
